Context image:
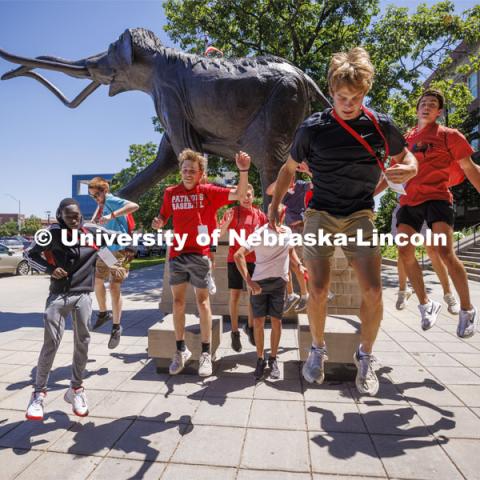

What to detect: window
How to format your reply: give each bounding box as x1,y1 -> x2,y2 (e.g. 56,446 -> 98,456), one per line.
468,72 -> 478,99
472,125 -> 479,151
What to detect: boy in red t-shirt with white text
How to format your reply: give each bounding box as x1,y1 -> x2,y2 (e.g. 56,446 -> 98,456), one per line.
152,148 -> 251,377
394,90 -> 480,337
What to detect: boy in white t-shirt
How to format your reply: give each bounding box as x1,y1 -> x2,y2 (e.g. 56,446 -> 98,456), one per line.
234,204 -> 306,380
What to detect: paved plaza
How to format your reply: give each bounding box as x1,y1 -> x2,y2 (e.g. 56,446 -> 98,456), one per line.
0,264 -> 479,479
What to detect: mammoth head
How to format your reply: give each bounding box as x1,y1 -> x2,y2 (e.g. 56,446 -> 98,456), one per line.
0,28 -> 162,107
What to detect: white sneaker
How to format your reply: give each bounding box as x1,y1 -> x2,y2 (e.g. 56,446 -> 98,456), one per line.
353,350 -> 379,396
198,352 -> 213,377
26,391 -> 46,421
457,306 -> 478,338
418,300 -> 441,331
64,386 -> 89,417
444,293 -> 460,315
396,287 -> 413,310
169,348 -> 192,375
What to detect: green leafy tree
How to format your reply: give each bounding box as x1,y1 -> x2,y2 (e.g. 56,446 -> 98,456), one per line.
0,221 -> 18,237
21,216 -> 42,236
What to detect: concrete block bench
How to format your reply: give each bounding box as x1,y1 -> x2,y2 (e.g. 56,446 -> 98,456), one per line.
297,313 -> 360,364
148,313 -> 222,373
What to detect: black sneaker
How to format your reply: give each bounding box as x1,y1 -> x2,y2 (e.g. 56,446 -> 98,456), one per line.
231,331 -> 242,352
243,323 -> 256,346
254,358 -> 266,380
268,357 -> 280,379
92,311 -> 112,331
108,325 -> 123,349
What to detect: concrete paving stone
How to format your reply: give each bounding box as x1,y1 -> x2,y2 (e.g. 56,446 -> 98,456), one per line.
388,331 -> 428,342
87,342 -> 130,356
0,350 -> 41,366
349,382 -> 409,406
0,350 -> 16,361
249,398 -> 305,430
254,378 -> 304,401
471,407 -> 480,419
172,424 -> 244,467
434,342 -> 479,354
414,405 -> 480,439
194,397 -> 251,427
312,476 -> 387,480
400,383 -> 465,408
100,355 -> 149,373
372,340 -> 405,352
386,365 -> 438,384
375,350 -> 420,366
0,381 -> 19,402
16,451 -> 101,479
0,411 -> 74,450
446,385 -> 480,407
417,331 -> 459,343
108,418 -> 186,462
309,432 -> 385,477
440,438 -> 480,480
372,433 -> 463,480
238,470 -> 311,480
83,370 -> 132,390
165,374 -> 216,398
0,409 -> 27,439
411,352 -> 462,367
242,428 -> 309,472
450,353 -> 480,367
0,386 -> 62,412
400,341 -> 443,353
116,373 -> 170,394
89,391 -> 155,419
202,374 -> 256,399
161,463 -> 236,480
302,381 -> 354,403
0,447 -> 43,480
88,457 -> 167,479
358,404 -> 429,436
0,364 -> 37,384
0,340 -> 41,352
305,401 -> 366,433
426,366 -> 480,385
49,416 -> 133,457
141,393 -> 200,422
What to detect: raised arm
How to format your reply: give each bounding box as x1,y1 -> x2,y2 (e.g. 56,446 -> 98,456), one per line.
234,246 -> 261,295
383,147 -> 418,184
228,151 -> 251,201
459,154 -> 480,192
269,156 -> 298,228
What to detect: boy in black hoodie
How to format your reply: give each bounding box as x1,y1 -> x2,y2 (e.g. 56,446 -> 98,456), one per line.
24,198 -> 104,420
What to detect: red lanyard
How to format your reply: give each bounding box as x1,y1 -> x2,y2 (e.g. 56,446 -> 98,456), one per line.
187,184 -> 204,226
331,106 -> 389,172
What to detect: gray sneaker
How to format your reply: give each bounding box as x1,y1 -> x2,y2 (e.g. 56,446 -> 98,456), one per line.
396,288 -> 413,310
169,348 -> 192,375
198,352 -> 212,377
418,300 -> 441,331
353,350 -> 379,396
444,293 -> 460,315
294,296 -> 308,313
284,293 -> 300,313
457,306 -> 478,338
302,345 -> 328,384
108,325 -> 123,349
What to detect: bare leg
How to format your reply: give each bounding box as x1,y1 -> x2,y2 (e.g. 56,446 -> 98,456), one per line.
431,222 -> 472,310
195,287 -> 213,344
270,317 -> 282,357
426,244 -> 452,296
94,278 -> 108,311
109,282 -> 122,325
350,255 -> 383,354
398,224 -> 429,304
229,289 -> 242,332
291,260 -> 308,296
172,283 -> 188,341
397,254 -> 408,291
286,271 -> 294,295
304,257 -> 331,347
254,317 -> 265,358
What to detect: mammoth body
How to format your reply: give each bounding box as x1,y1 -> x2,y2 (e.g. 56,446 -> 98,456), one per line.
0,28 -> 329,204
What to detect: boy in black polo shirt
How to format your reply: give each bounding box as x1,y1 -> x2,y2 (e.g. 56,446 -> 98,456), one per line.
269,47 -> 418,395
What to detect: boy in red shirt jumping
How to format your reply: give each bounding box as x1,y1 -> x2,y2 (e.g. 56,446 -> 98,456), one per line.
152,149 -> 251,376
396,90 -> 480,337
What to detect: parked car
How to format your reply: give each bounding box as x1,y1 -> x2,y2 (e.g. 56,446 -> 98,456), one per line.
0,237 -> 25,253
0,243 -> 30,275
135,239 -> 151,258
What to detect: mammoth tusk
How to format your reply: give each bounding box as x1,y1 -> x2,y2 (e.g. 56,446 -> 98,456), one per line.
0,48 -> 89,76
11,70 -> 101,108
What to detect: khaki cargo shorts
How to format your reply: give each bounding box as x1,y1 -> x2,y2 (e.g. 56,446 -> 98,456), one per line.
303,208 -> 379,260
95,250 -> 131,284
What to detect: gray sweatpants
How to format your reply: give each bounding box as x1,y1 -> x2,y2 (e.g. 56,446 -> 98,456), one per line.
35,292 -> 92,391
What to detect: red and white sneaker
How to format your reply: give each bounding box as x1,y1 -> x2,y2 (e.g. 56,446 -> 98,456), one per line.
26,391 -> 46,421
64,386 -> 89,417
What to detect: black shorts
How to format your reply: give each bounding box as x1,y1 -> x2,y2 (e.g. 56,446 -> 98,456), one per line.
250,277 -> 287,319
228,262 -> 255,290
396,200 -> 454,232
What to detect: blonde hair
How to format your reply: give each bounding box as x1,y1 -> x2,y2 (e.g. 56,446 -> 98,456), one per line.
88,176 -> 110,192
328,47 -> 374,95
178,148 -> 207,172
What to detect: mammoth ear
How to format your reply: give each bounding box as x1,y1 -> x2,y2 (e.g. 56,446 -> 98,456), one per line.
116,29 -> 134,66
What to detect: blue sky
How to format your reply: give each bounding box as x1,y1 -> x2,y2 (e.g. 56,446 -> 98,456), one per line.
0,0 -> 477,218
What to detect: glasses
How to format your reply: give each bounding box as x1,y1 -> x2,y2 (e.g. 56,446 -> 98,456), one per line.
88,191 -> 102,200
181,168 -> 200,175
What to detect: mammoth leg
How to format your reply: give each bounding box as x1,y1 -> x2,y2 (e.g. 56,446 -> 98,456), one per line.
118,135 -> 179,202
